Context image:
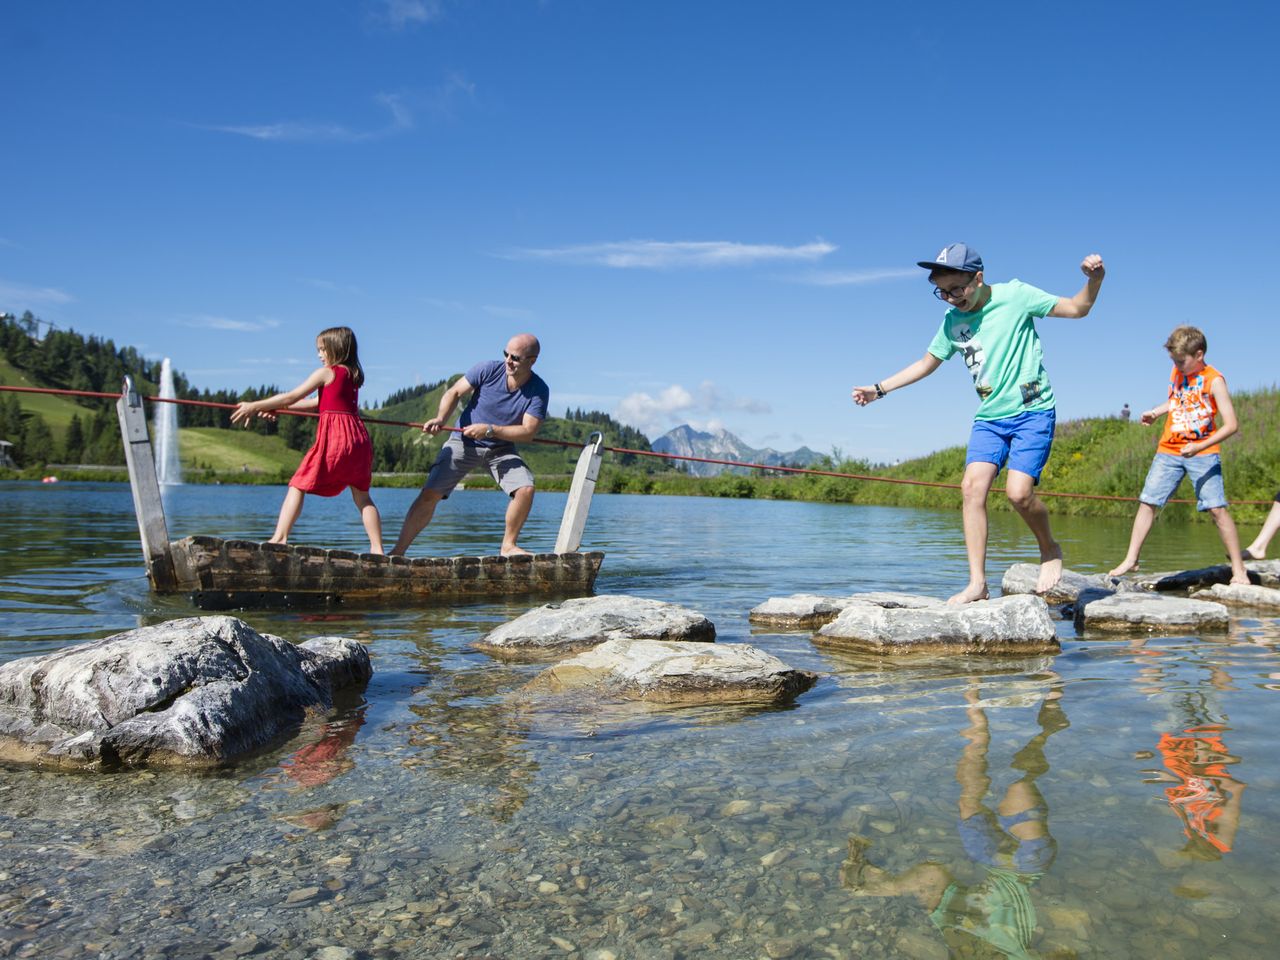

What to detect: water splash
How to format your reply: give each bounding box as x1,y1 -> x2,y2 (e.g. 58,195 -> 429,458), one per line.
154,357 -> 182,486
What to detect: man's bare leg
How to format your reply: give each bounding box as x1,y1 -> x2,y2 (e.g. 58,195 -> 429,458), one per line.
501,486 -> 535,556
1108,502 -> 1156,576
389,488 -> 444,556
949,462 -> 997,605
1005,469 -> 1063,594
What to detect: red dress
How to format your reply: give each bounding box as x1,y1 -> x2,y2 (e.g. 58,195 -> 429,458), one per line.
289,365 -> 373,496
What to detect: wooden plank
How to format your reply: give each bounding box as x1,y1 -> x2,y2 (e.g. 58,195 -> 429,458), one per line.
555,432 -> 604,553
116,377 -> 177,590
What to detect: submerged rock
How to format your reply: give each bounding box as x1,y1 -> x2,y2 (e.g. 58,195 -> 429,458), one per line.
474,595 -> 715,660
749,592 -> 942,629
815,594 -> 1058,655
521,638 -> 816,705
1191,582 -> 1280,609
0,616 -> 371,770
1000,564 -> 1131,604
1073,593 -> 1229,633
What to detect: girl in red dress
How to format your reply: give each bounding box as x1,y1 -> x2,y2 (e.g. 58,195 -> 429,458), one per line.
231,326 -> 383,553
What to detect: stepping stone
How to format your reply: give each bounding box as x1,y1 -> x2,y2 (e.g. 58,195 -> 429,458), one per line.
1191,582 -> 1280,610
1073,593 -> 1229,633
0,616 -> 371,770
474,595 -> 715,661
1000,563 -> 1132,604
749,591 -> 942,629
521,639 -> 817,705
1129,562 -> 1280,593
814,594 -> 1058,655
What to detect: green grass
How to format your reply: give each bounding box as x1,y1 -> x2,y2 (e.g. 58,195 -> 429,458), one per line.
0,357 -> 99,436
179,427 -> 302,474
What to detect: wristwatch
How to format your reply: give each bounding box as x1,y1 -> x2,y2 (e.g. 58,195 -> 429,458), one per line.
485,424 -> 494,439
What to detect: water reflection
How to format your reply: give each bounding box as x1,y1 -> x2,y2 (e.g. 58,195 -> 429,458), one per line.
842,674 -> 1067,958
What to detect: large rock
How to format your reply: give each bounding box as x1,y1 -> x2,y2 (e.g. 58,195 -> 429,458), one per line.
474,595 -> 715,660
521,639 -> 817,705
0,616 -> 371,770
1129,562 -> 1277,593
815,594 -> 1058,655
1001,563 -> 1132,604
1073,593 -> 1229,633
1191,582 -> 1280,609
749,591 -> 943,629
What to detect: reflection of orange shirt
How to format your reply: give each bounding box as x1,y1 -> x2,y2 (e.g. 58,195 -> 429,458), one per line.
1158,364 -> 1222,456
1157,726 -> 1233,852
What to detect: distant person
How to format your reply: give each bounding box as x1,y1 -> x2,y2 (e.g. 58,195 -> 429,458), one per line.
390,334 -> 548,557
1107,326 -> 1248,583
1121,403 -> 1131,421
231,326 -> 383,554
853,243 -> 1106,604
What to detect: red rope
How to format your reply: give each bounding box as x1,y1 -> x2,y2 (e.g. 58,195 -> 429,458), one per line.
1,383 -> 1273,506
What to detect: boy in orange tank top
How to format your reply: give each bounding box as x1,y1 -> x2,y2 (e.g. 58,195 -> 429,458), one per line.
1108,326 -> 1249,583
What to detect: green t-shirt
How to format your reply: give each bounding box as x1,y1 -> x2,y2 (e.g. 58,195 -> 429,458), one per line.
927,280 -> 1060,421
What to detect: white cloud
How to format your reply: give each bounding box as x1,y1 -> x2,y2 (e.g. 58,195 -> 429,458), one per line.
790,267 -> 919,286
0,279 -> 75,305
482,304 -> 535,320
182,314 -> 282,332
375,0 -> 443,30
614,380 -> 770,437
503,239 -> 836,269
206,92 -> 413,143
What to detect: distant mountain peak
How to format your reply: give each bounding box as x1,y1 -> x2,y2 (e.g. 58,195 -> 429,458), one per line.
651,424 -> 823,477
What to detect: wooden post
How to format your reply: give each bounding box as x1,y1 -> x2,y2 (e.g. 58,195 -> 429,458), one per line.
554,432 -> 604,554
116,376 -> 177,590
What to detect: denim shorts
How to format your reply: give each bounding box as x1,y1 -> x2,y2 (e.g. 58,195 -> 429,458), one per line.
966,409 -> 1056,483
1139,452 -> 1227,511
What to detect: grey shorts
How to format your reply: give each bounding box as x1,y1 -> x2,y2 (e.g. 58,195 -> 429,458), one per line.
425,435 -> 535,499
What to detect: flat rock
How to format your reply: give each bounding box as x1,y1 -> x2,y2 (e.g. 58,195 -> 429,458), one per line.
1000,563 -> 1133,604
749,591 -> 942,629
815,594 -> 1058,655
1190,582 -> 1280,609
474,595 -> 715,660
1073,593 -> 1229,633
0,616 -> 371,770
521,638 -> 816,705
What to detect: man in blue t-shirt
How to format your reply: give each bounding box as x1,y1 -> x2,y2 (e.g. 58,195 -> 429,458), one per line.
389,333 -> 550,556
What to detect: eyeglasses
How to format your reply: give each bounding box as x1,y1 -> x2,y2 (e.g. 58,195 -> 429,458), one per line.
932,278 -> 976,302
504,350 -> 536,363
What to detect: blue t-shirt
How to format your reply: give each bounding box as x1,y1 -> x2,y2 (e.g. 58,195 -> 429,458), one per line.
458,360 -> 550,446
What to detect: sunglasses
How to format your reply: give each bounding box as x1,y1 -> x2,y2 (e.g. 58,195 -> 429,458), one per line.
504,350 -> 536,363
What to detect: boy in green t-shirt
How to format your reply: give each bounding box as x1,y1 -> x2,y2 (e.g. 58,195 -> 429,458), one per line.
853,243 -> 1105,604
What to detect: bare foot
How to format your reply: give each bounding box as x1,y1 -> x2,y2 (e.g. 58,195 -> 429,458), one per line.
1230,574 -> 1251,586
501,546 -> 531,557
1108,559 -> 1140,577
1036,543 -> 1064,594
947,583 -> 989,605
1242,548 -> 1264,561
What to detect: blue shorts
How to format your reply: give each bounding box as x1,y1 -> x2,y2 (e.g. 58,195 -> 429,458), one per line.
966,410 -> 1056,483
1139,452 -> 1227,511
958,809 -> 1057,874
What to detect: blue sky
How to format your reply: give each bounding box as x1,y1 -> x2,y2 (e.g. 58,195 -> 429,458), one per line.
2,1 -> 1277,462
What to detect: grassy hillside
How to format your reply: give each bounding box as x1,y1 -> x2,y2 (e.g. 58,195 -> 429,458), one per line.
0,356 -> 95,437
179,427 -> 302,475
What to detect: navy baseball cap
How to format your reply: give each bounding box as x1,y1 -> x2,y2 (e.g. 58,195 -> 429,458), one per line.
917,242 -> 983,273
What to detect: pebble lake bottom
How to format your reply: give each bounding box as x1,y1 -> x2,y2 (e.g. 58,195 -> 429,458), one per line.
2,481 -> 1279,960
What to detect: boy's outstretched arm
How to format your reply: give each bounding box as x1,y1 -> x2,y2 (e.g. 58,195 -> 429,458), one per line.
1182,378 -> 1238,456
1048,254 -> 1106,318
1140,401 -> 1170,425
852,353 -> 942,406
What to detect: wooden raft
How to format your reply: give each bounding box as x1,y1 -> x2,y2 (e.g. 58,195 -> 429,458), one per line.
171,536 -> 605,609
116,376 -> 607,608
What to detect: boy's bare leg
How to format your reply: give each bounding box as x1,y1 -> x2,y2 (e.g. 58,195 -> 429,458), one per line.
1005,469 -> 1063,594
501,486 -> 535,556
1244,500 -> 1280,560
950,462 -> 997,605
389,488 -> 443,556
1109,502 -> 1157,576
351,488 -> 384,555
269,487 -> 305,544
1209,506 -> 1250,585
